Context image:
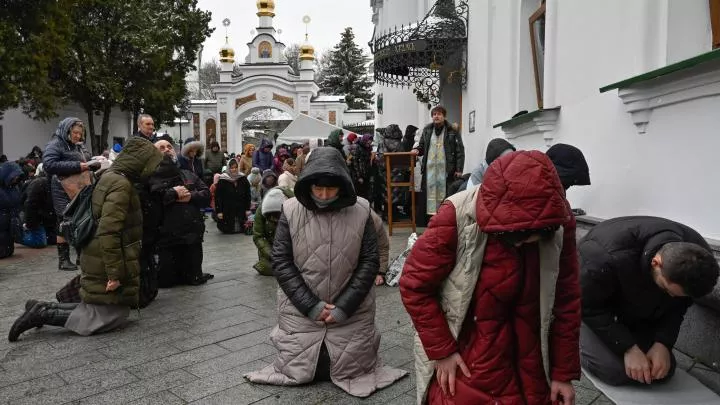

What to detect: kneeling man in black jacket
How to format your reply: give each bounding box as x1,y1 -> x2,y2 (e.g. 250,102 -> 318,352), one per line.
579,216 -> 719,386
151,140 -> 214,287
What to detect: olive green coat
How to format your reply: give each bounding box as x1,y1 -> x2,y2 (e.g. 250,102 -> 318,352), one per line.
253,187 -> 294,276
80,137 -> 163,306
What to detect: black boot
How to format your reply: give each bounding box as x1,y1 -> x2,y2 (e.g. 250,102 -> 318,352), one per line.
24,300 -> 79,311
57,243 -> 78,271
8,304 -> 75,342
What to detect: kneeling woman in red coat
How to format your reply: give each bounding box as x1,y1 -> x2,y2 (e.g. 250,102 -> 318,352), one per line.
400,150 -> 581,405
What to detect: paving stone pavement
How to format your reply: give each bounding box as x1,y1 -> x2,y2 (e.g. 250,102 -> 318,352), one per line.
0,220 -> 612,404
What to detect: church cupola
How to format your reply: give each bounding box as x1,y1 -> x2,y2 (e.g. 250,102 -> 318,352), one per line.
257,0 -> 276,28
299,16 -> 315,80
219,19 -> 234,83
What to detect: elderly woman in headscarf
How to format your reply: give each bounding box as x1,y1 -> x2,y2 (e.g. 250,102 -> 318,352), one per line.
245,147 -> 407,397
215,159 -> 251,234
42,117 -> 96,271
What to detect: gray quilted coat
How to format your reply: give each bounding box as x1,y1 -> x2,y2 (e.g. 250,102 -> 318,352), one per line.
244,147 -> 407,397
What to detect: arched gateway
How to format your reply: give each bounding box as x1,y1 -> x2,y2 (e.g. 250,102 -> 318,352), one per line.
188,1 -> 356,154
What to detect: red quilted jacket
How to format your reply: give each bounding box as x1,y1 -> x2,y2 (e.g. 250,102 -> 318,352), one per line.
400,151 -> 581,405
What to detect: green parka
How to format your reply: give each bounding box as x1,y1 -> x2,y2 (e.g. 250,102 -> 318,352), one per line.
79,137 -> 163,306
252,187 -> 294,276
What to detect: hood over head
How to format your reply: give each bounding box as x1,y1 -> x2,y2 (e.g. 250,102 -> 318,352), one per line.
111,137 -> 163,180
0,162 -> 24,188
243,144 -> 255,156
477,150 -> 570,233
294,147 -> 356,212
485,138 -> 516,165
248,167 -> 262,186
385,124 -> 403,140
360,134 -> 374,149
261,169 -> 278,187
546,143 -> 591,189
402,125 -> 419,151
261,186 -> 294,215
181,140 -> 205,158
210,141 -> 220,150
259,138 -> 273,151
276,147 -> 290,159
53,117 -> 83,144
327,129 -> 344,149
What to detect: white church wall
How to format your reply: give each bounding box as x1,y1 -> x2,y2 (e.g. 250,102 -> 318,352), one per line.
457,0 -> 720,238
1,105 -> 132,160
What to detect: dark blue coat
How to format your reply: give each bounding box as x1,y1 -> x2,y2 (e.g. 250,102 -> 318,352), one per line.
0,163 -> 23,258
42,118 -> 91,215
252,139 -> 274,172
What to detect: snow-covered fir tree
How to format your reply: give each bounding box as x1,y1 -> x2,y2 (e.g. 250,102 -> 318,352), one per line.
320,27 -> 374,109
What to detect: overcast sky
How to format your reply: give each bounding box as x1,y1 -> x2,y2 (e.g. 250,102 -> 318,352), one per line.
196,0 -> 374,64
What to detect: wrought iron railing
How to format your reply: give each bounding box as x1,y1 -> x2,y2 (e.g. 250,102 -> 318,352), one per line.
370,0 -> 469,106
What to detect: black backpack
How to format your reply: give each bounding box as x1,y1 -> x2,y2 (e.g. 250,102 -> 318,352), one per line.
62,183 -> 98,250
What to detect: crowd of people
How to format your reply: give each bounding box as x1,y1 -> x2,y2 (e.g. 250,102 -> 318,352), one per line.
1,106 -> 718,405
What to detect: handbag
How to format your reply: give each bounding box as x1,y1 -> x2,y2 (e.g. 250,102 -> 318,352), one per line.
56,275 -> 82,303
21,227 -> 47,248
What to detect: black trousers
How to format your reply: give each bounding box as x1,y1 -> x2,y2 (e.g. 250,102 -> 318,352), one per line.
580,322 -> 677,386
157,243 -> 203,287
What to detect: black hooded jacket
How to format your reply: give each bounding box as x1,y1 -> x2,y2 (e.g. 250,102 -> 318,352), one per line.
272,147 -> 379,318
579,216 -> 708,355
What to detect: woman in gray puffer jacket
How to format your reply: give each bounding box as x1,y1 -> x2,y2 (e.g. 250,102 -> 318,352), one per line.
42,117 -> 94,271
245,147 -> 407,397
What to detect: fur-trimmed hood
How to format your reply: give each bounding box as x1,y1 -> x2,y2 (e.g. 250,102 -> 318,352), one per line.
181,141 -> 205,158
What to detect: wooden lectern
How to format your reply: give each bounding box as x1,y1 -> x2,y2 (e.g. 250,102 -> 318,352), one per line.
383,152 -> 417,236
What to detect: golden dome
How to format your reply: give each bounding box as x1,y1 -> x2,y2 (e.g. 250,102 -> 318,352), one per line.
299,42 -> 315,61
256,0 -> 276,17
219,41 -> 235,63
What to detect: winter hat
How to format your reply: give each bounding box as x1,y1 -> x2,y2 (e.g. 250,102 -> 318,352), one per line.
346,133 -> 358,144
113,144 -> 123,153
248,167 -> 262,186
546,143 -> 591,189
485,138 -> 516,165
262,187 -> 289,216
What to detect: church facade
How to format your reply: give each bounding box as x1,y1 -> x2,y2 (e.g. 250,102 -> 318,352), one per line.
371,0 -> 720,240
186,0 -> 372,154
